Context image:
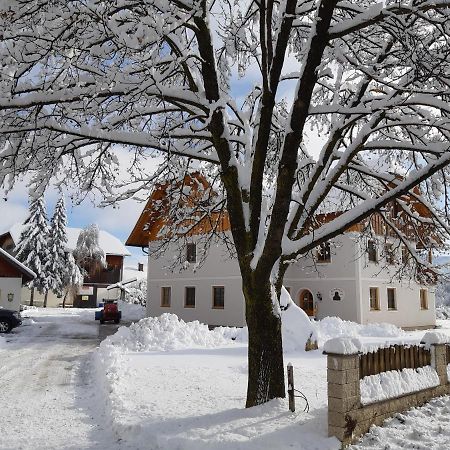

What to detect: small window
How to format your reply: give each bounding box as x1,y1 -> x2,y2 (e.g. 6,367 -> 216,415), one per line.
420,289 -> 428,310
385,243 -> 395,265
186,243 -> 196,263
185,287 -> 196,308
369,287 -> 379,311
317,242 -> 331,263
212,286 -> 225,309
161,287 -> 171,307
387,288 -> 396,310
368,240 -> 377,262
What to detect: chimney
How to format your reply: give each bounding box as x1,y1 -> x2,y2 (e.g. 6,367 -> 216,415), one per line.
138,263 -> 144,272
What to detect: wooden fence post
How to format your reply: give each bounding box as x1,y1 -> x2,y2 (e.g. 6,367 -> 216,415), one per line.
288,363 -> 295,412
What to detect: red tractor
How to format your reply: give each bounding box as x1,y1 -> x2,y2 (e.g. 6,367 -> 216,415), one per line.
95,300 -> 122,324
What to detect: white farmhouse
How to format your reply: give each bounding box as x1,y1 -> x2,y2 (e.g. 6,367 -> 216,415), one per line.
126,179 -> 437,330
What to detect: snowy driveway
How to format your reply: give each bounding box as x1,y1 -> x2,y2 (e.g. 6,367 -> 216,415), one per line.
0,309 -> 125,450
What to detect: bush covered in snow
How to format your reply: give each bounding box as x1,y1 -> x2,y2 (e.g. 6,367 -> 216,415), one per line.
436,305 -> 450,320
124,279 -> 147,307
101,313 -> 230,352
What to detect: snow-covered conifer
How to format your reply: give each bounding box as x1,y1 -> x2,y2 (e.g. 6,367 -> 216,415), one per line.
46,196 -> 68,297
15,195 -> 50,302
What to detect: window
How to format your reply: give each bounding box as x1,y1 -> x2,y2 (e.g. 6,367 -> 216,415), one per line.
185,287 -> 196,308
212,286 -> 225,309
385,243 -> 395,265
401,246 -> 409,265
369,287 -> 379,310
161,287 -> 171,307
317,242 -> 331,263
186,243 -> 196,263
368,240 -> 377,262
387,288 -> 397,310
420,289 -> 428,310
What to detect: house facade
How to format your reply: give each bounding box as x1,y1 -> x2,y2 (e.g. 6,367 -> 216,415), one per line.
0,224 -> 130,307
0,247 -> 35,311
126,177 -> 437,329
131,233 -> 435,329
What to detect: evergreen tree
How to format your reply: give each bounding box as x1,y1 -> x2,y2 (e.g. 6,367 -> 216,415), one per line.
46,196 -> 68,298
15,195 -> 50,306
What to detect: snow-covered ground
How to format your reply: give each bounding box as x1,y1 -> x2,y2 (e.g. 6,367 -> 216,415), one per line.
2,306 -> 450,449
93,310 -> 450,450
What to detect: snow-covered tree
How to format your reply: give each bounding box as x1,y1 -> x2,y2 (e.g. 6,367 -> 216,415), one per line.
61,251 -> 83,308
46,195 -> 83,305
1,0 -> 450,406
46,196 -> 68,297
73,224 -> 107,273
15,195 -> 50,305
124,280 -> 147,308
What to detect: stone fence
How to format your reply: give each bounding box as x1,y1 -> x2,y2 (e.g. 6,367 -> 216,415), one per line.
325,333 -> 450,447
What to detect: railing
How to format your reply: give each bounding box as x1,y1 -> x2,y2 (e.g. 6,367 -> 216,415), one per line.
325,336 -> 450,445
83,267 -> 121,285
359,344 -> 431,379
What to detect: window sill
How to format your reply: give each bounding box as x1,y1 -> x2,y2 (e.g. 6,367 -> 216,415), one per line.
212,306 -> 224,310
160,304 -> 171,308
184,305 -> 195,308
388,308 -> 397,311
370,308 -> 380,311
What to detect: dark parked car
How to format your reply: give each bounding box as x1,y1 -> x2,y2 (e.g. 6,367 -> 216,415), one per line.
0,309 -> 22,333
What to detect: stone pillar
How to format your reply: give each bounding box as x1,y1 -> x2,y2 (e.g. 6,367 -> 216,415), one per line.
421,332 -> 449,387
324,338 -> 361,445
431,344 -> 447,386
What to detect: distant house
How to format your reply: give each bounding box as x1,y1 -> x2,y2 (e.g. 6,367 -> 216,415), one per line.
0,247 -> 35,311
126,175 -> 437,329
0,224 -> 130,308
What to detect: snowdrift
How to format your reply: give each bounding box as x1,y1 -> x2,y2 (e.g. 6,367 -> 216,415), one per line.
279,286 -> 318,352
318,316 -> 404,343
101,313 -> 230,352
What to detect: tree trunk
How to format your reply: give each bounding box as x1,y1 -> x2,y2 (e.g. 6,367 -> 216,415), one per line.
43,291 -> 48,308
244,279 -> 285,407
62,290 -> 67,308
29,287 -> 34,307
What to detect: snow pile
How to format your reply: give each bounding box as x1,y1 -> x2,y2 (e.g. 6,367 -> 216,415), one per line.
318,316 -> 404,342
421,331 -> 450,347
324,337 -> 361,355
280,287 -> 318,352
215,287 -> 318,352
0,335 -> 7,350
117,300 -> 146,323
101,313 -> 231,352
360,366 -> 440,405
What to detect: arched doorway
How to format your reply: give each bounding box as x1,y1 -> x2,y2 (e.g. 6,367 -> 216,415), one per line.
298,289 -> 314,316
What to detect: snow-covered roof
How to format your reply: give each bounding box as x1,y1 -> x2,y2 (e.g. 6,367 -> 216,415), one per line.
122,265 -> 148,281
0,246 -> 36,281
8,223 -> 131,257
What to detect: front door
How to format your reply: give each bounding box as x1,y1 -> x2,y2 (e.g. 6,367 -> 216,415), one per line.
299,290 -> 314,316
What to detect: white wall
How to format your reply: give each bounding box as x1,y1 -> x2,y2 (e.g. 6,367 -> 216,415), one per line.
0,278 -> 22,311
284,235 -> 361,322
145,233 -> 436,329
147,240 -> 245,327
